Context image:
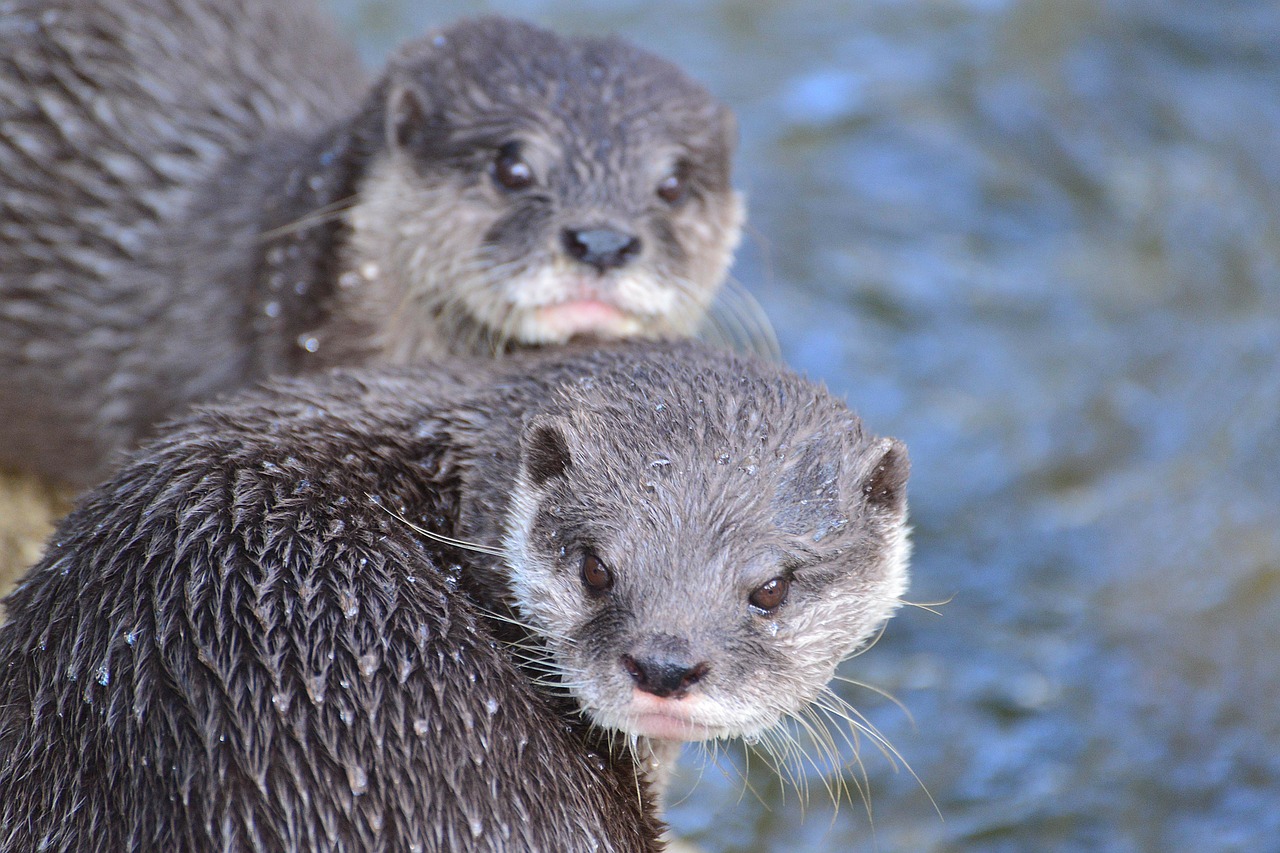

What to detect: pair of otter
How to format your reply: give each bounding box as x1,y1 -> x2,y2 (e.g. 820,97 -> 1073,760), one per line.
0,0 -> 911,848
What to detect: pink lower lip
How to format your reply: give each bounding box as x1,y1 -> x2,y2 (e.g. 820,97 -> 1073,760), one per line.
535,300 -> 630,335
628,711 -> 708,740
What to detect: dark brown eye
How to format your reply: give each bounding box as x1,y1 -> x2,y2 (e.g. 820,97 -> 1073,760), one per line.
749,576 -> 790,613
492,142 -> 533,191
656,165 -> 689,205
580,553 -> 613,594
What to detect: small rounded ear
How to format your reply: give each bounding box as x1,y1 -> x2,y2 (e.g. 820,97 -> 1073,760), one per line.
385,81 -> 432,152
861,438 -> 909,515
520,416 -> 574,487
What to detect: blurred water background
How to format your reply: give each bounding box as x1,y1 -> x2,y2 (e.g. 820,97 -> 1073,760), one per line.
327,1 -> 1280,849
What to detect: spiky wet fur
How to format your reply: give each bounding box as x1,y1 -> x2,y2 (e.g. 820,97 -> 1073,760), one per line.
0,342 -> 909,844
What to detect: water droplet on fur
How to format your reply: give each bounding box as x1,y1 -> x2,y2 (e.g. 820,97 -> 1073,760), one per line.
124,629 -> 138,645
65,665 -> 77,681
413,718 -> 430,737
654,402 -> 667,412
717,453 -> 731,465
95,663 -> 110,686
649,457 -> 671,469
432,34 -> 446,47
340,708 -> 354,726
347,764 -> 368,796
338,270 -> 361,288
263,300 -> 281,318
358,653 -> 378,679
485,698 -> 499,716
469,818 -> 483,838
307,174 -> 324,191
266,246 -> 285,265
359,261 -> 380,280
271,693 -> 291,714
298,334 -> 320,353
293,280 -> 308,296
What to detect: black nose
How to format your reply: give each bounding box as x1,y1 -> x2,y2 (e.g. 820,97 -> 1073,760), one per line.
562,227 -> 641,272
621,653 -> 709,699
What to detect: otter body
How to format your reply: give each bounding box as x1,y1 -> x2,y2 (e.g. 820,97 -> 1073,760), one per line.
0,0 -> 742,488
0,358 -> 666,851
0,342 -> 910,841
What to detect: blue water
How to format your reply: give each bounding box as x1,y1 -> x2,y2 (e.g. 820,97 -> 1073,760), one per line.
329,1 -> 1280,849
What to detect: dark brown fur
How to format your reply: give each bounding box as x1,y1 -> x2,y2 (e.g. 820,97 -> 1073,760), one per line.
0,0 -> 741,488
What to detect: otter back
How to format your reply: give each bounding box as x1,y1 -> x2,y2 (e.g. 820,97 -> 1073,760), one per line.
0,364 -> 661,852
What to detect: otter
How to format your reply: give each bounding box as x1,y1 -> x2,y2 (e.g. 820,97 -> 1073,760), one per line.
0,342 -> 910,842
0,1 -> 744,490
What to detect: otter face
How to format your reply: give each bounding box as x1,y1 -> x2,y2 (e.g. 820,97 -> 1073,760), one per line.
499,386 -> 911,747
347,18 -> 743,360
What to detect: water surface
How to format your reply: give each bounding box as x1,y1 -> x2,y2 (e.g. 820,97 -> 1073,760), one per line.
327,1 -> 1280,849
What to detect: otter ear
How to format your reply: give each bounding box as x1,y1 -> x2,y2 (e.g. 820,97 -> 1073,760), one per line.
859,438 -> 909,517
520,416 -> 574,487
385,80 -> 434,152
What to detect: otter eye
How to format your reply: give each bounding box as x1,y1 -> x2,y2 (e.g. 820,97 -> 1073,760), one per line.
748,576 -> 790,613
492,142 -> 534,191
656,164 -> 689,205
580,553 -> 613,594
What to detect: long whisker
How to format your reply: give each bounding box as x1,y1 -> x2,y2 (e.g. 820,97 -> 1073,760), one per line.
368,495 -> 506,558
257,195 -> 359,242
701,274 -> 782,361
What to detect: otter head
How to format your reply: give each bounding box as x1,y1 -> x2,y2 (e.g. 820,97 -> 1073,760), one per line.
496,363 -> 910,751
348,17 -> 743,359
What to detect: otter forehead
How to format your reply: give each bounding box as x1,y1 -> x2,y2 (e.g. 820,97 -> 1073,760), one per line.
389,18 -> 731,182
524,357 -> 872,569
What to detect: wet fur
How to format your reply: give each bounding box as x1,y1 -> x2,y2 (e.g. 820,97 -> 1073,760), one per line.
0,2 -> 741,489
0,341 -> 907,845
0,359 -> 662,852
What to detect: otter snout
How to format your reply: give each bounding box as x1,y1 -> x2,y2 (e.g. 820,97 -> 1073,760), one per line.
562,226 -> 642,272
620,635 -> 710,699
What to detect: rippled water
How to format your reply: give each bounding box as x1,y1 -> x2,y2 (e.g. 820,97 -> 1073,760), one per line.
329,1 -> 1280,849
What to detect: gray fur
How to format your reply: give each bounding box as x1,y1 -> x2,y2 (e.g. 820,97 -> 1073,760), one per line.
0,2 -> 741,488
0,355 -> 661,852
0,341 -> 907,846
